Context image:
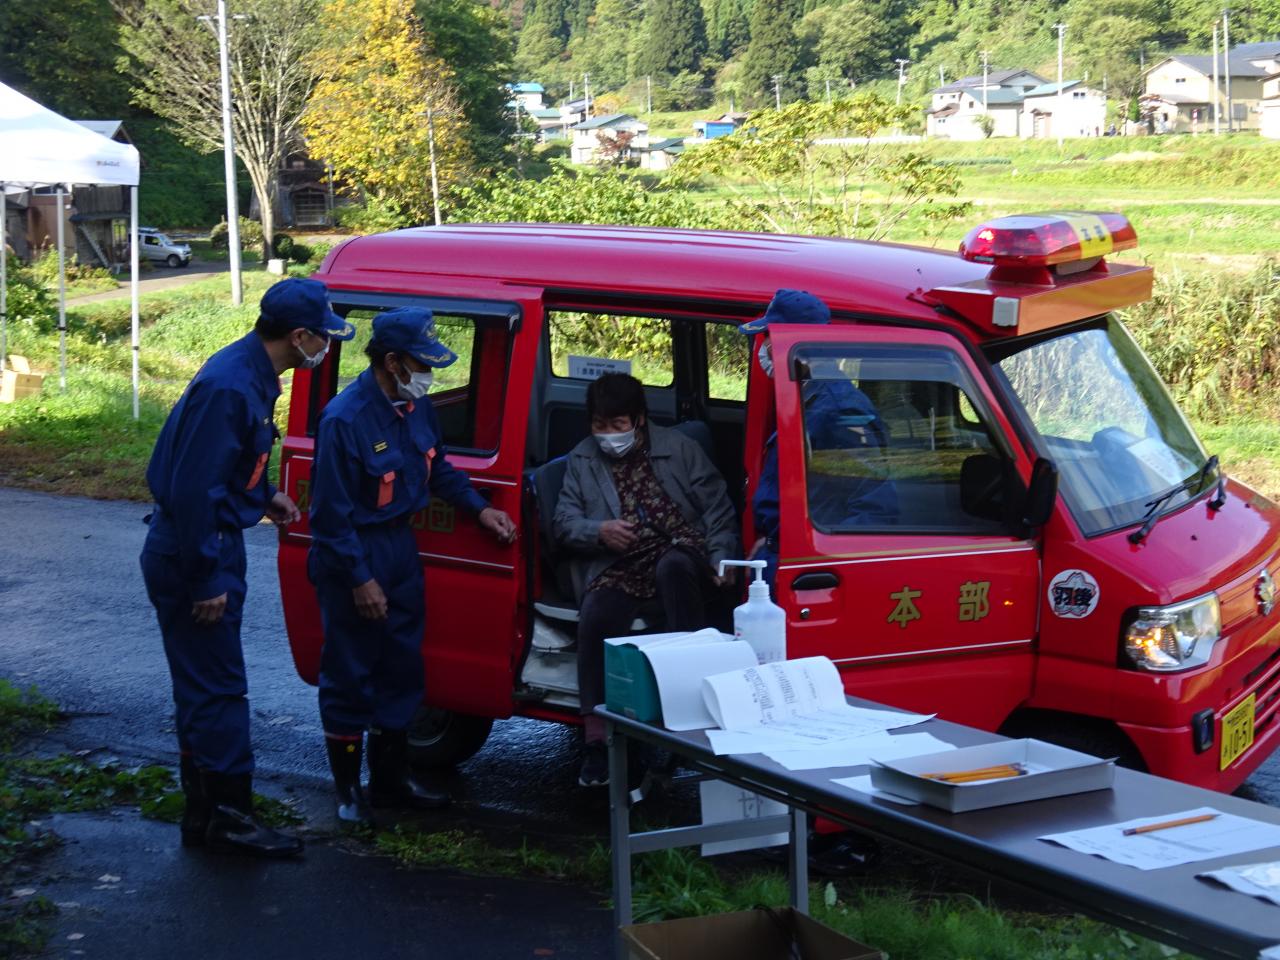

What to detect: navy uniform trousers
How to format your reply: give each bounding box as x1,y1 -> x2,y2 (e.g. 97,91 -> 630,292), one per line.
140,517 -> 253,775
312,523 -> 426,737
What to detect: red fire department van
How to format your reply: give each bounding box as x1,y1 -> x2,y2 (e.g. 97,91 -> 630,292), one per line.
277,215 -> 1280,793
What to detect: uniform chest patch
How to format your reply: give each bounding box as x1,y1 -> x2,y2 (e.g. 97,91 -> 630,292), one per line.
373,440 -> 389,453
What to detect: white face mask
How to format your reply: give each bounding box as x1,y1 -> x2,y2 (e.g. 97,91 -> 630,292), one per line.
595,429 -> 637,458
395,368 -> 434,401
758,341 -> 774,378
297,337 -> 329,370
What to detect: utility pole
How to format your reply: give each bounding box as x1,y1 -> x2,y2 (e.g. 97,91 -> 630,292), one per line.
981,50 -> 990,112
1054,23 -> 1067,148
895,58 -> 909,106
1213,22 -> 1221,134
772,74 -> 782,110
825,77 -> 832,101
512,98 -> 523,179
939,66 -> 945,86
198,0 -> 249,305
646,75 -> 652,115
426,103 -> 442,225
1222,9 -> 1233,132
583,73 -> 591,117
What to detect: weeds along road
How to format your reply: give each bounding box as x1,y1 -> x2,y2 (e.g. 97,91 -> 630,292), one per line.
0,486 -> 615,833
5,484 -> 1280,821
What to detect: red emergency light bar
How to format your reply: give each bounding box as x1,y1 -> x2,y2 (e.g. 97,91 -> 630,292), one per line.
959,212 -> 1138,282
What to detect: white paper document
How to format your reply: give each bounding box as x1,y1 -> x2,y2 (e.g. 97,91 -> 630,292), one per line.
831,774 -> 918,806
700,657 -> 933,756
698,780 -> 789,856
1040,807 -> 1280,870
764,732 -> 954,771
1198,860 -> 1280,907
641,633 -> 756,731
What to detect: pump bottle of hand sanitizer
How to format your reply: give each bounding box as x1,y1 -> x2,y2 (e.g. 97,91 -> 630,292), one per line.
718,559 -> 786,664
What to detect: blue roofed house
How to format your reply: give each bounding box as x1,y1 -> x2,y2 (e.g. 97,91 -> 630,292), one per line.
570,113 -> 649,164
1021,81 -> 1108,138
693,112 -> 748,140
509,82 -> 546,111
926,69 -> 1046,139
528,107 -> 569,140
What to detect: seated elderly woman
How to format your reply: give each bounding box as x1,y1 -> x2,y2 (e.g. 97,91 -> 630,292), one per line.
553,373 -> 739,787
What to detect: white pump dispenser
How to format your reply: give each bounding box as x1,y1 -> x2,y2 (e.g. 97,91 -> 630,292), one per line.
718,559 -> 787,664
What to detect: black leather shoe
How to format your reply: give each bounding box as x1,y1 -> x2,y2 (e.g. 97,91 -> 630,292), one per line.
324,734 -> 375,827
368,728 -> 451,810
201,772 -> 304,859
179,753 -> 209,847
577,743 -> 609,788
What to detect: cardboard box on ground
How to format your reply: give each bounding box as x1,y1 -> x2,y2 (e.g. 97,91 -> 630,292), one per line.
1,356 -> 43,403
622,908 -> 882,960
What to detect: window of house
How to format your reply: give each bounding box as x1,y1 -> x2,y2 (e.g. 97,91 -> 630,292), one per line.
1175,77 -> 1187,83
793,344 -> 1008,535
321,306 -> 512,453
547,311 -> 673,386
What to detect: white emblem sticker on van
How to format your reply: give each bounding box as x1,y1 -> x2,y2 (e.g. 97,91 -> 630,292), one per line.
1048,569 -> 1100,619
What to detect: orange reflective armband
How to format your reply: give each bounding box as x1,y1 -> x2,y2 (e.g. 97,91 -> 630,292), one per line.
247,453 -> 268,490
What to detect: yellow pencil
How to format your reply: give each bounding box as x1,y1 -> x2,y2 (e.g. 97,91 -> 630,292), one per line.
1122,813 -> 1218,836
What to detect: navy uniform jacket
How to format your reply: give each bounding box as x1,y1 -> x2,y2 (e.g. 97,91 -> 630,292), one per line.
309,368 -> 488,588
145,332 -> 281,601
753,379 -> 897,542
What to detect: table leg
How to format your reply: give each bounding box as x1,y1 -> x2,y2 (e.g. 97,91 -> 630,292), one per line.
788,806 -> 809,914
608,721 -> 632,960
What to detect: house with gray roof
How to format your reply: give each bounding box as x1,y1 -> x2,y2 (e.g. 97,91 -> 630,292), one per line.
1144,43 -> 1280,132
570,113 -> 649,164
1021,81 -> 1108,138
926,69 -> 1048,139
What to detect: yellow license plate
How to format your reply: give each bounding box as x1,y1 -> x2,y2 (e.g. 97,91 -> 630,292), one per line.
1220,694 -> 1257,770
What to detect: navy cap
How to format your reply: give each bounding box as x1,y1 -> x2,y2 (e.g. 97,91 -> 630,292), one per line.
739,289 -> 831,334
371,307 -> 458,368
259,278 -> 355,340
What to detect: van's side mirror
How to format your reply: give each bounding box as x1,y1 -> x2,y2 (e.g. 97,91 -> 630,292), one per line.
1022,457 -> 1058,531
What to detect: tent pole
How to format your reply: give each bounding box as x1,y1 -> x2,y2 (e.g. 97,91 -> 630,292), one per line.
131,186 -> 140,420
56,184 -> 67,390
1,184 -> 7,373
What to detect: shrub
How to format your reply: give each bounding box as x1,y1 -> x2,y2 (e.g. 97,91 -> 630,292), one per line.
335,198 -> 414,234
3,255 -> 56,335
272,234 -> 295,260
208,216 -> 265,251
288,241 -> 314,264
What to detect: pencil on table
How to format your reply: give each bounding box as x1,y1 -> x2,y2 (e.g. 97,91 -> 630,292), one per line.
1122,813 -> 1218,836
922,763 -> 1026,783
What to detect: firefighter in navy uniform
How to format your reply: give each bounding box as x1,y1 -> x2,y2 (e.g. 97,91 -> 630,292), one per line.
141,277 -> 355,857
308,307 -> 517,827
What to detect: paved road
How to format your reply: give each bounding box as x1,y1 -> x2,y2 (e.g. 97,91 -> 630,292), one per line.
0,487 -> 605,830
66,258 -> 235,306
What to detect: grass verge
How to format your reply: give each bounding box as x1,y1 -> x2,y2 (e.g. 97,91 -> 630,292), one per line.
376,828 -> 1188,959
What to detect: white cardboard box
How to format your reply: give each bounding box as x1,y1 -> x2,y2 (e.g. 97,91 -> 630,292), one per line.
868,738 -> 1115,813
1,355 -> 43,404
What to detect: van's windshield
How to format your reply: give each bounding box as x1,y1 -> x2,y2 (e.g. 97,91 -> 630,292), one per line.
992,319 -> 1210,537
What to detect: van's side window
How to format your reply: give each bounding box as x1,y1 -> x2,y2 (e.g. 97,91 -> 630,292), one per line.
548,311 -> 673,386
706,322 -> 749,402
323,308 -> 511,454
795,345 -> 1008,534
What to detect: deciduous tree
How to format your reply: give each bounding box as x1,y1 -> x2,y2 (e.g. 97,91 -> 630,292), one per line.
113,0 -> 321,255
303,0 -> 471,224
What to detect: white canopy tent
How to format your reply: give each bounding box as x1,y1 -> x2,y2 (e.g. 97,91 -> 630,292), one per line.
0,82 -> 143,418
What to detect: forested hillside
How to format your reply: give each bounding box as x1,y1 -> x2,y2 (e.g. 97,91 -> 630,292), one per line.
509,0 -> 1280,110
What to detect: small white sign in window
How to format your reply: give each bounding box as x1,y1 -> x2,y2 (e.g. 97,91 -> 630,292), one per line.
567,355 -> 632,380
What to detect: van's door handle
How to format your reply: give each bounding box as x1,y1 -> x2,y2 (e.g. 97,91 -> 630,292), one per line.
791,571 -> 839,591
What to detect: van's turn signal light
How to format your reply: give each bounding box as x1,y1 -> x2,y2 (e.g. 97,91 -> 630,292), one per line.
959,212 -> 1138,273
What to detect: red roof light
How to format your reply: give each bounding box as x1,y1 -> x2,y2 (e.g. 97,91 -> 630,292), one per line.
959,212 -> 1138,272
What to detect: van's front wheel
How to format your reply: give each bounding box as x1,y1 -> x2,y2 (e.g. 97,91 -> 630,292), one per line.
407,706 -> 494,769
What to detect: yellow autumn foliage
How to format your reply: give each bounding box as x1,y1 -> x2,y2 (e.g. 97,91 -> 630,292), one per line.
303,0 -> 471,222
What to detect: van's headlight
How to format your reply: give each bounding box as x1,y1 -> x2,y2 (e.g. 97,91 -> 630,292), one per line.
1123,593 -> 1220,672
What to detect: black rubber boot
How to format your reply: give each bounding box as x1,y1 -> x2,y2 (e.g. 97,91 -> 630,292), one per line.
367,728 -> 451,810
201,772 -> 304,859
179,753 -> 210,847
324,734 -> 374,828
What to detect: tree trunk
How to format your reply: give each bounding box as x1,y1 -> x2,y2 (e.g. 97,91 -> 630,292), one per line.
244,161 -> 277,260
